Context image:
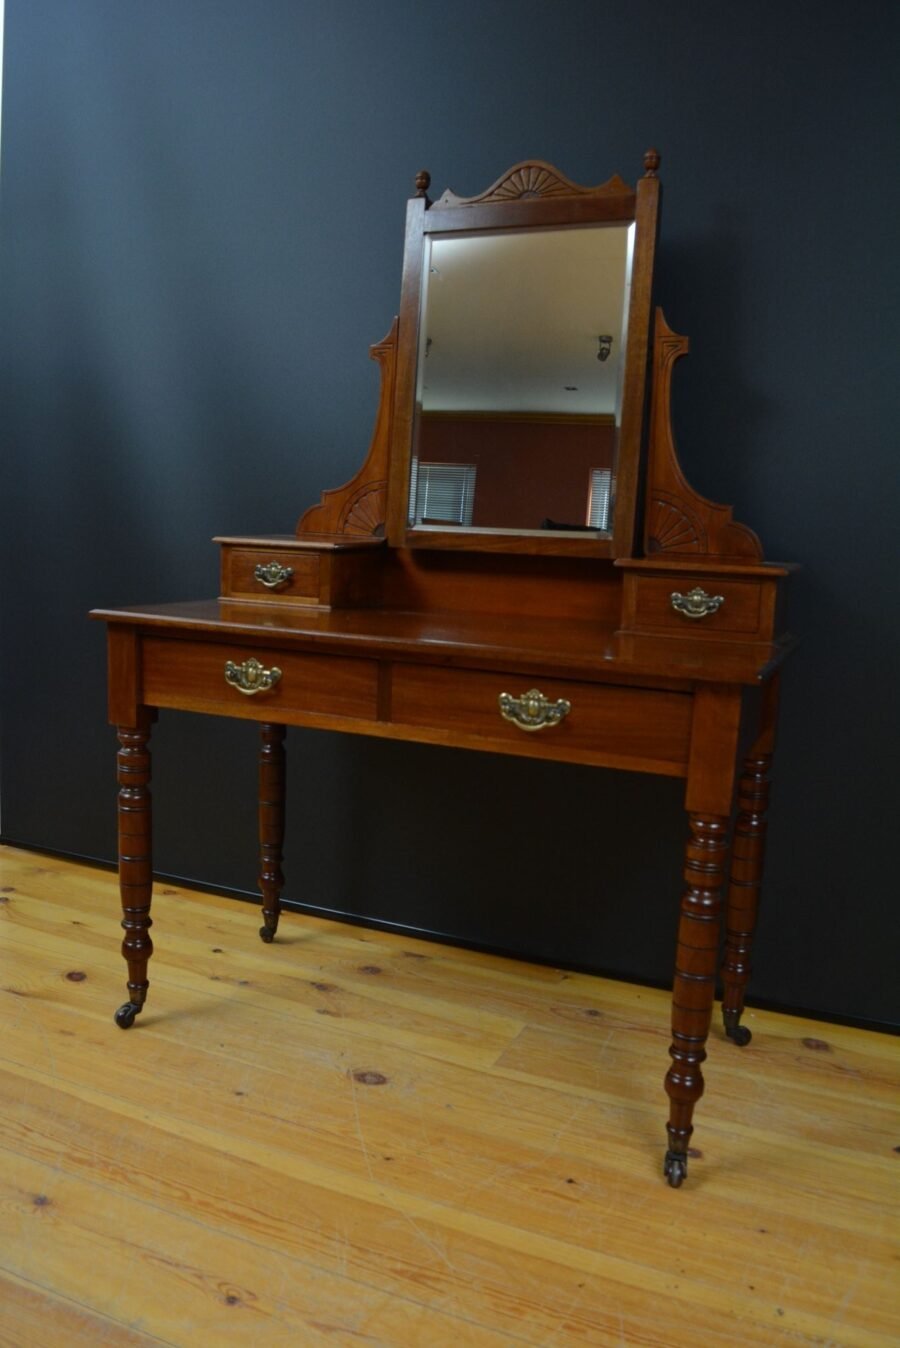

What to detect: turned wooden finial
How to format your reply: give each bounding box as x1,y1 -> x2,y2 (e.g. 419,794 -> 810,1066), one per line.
643,148 -> 661,178
414,170 -> 432,204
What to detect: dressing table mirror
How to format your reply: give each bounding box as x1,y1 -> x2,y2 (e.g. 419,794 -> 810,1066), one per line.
391,163 -> 652,553
92,151 -> 795,1188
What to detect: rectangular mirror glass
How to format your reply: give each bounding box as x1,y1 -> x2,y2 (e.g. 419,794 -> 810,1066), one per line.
407,222 -> 634,536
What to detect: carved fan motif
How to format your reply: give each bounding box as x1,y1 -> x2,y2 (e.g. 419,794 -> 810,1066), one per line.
646,495 -> 706,554
482,164 -> 577,201
338,482 -> 387,536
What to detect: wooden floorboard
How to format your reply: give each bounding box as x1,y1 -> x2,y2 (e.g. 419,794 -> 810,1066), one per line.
0,844 -> 897,1346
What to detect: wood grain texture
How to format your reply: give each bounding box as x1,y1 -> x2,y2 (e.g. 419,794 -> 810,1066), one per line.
106,625 -> 141,726
390,664 -> 692,773
1,845 -> 897,1347
220,545 -> 322,604
622,573 -> 764,636
92,599 -> 791,687
141,637 -> 380,723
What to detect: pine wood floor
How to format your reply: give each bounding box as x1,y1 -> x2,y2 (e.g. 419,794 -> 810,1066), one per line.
0,843 -> 897,1346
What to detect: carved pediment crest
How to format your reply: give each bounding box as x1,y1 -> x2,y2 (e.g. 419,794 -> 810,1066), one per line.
435,161 -> 632,207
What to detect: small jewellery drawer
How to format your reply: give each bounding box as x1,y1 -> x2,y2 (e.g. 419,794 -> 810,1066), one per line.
141,638 -> 378,723
390,665 -> 692,773
622,573 -> 769,638
217,536 -> 385,609
220,547 -> 321,604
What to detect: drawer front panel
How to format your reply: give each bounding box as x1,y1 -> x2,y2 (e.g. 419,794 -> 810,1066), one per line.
627,575 -> 763,636
390,665 -> 691,771
142,638 -> 378,722
221,547 -> 320,603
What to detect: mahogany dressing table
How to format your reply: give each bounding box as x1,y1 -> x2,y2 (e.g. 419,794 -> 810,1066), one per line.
92,152 -> 794,1187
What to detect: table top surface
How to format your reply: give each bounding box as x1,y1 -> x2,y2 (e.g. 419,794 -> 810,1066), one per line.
91,598 -> 792,688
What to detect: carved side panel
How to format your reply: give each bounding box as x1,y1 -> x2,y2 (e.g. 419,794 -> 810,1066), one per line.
295,319 -> 398,538
645,311 -> 763,562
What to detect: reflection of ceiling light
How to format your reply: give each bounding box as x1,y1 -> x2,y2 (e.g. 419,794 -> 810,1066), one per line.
597,335 -> 613,362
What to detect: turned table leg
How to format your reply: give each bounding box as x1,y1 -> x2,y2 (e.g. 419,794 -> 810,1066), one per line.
721,750 -> 772,1046
258,723 -> 286,943
664,811 -> 730,1186
114,711 -> 154,1028
721,674 -> 779,1046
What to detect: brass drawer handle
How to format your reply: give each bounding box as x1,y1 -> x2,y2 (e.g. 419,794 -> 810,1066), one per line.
224,658 -> 282,696
498,688 -> 571,732
254,561 -> 294,590
670,587 -> 725,620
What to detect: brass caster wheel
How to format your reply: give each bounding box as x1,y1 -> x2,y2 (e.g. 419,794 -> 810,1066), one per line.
114,1002 -> 141,1029
259,925 -> 275,944
664,1151 -> 687,1188
724,1011 -> 752,1046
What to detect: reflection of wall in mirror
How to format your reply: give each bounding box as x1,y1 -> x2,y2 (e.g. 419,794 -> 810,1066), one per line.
417,412 -> 615,530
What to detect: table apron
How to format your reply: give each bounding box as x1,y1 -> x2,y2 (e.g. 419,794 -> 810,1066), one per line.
136,635 -> 693,777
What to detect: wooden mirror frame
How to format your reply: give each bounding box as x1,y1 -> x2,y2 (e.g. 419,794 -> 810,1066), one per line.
383,152 -> 662,559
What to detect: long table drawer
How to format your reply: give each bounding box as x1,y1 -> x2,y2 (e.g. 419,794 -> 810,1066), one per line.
390,665 -> 692,774
141,638 -> 379,723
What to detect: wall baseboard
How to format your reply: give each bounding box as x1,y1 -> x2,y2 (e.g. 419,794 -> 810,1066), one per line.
4,837 -> 897,1038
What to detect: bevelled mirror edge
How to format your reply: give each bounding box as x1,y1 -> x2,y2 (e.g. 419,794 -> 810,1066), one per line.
610,162 -> 661,557
384,153 -> 661,558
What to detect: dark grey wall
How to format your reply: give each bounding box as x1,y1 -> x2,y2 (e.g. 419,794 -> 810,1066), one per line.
2,1 -> 898,1025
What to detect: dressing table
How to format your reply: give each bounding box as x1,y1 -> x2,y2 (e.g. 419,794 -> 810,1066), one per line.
92,152 -> 794,1187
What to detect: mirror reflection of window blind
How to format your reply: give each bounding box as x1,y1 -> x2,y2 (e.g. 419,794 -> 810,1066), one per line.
587,468 -> 612,530
411,460 -> 477,526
